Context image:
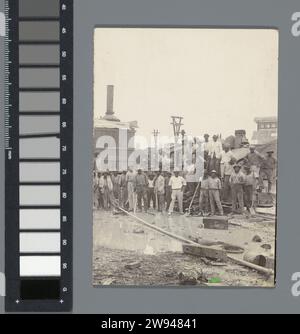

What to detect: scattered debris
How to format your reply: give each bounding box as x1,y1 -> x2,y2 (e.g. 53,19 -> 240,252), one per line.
200,257 -> 211,265
229,221 -> 242,227
124,261 -> 141,270
244,251 -> 267,267
243,250 -> 274,270
93,208 -> 275,286
101,278 -> 116,285
221,243 -> 244,254
248,217 -> 264,223
265,256 -> 275,270
133,228 -> 144,234
209,261 -> 227,267
261,243 -> 272,250
252,235 -> 262,242
202,216 -> 228,230
178,271 -> 198,285
182,243 -> 227,261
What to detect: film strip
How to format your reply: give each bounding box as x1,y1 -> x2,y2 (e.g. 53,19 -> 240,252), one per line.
5,0 -> 73,312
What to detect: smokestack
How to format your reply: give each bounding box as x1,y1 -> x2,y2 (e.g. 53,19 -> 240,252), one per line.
103,85 -> 120,121
106,85 -> 114,115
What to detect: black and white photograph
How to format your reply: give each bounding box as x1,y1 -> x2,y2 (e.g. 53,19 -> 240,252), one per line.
92,28 -> 278,287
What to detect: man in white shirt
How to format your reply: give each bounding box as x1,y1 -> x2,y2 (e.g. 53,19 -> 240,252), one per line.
168,169 -> 187,215
126,167 -> 136,211
155,171 -> 165,212
147,173 -> 156,209
208,135 -> 223,175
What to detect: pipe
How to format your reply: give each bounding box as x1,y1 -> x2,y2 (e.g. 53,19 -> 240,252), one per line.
118,206 -> 274,276
227,255 -> 274,276
118,206 -> 200,246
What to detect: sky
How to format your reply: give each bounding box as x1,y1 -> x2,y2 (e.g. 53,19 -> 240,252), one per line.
94,28 -> 278,145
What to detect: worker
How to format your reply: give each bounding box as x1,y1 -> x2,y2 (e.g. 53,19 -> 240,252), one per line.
229,164 -> 246,214
260,150 -> 276,193
126,167 -> 136,212
111,171 -> 120,202
245,145 -> 264,179
93,171 -> 99,209
208,170 -> 223,216
168,169 -> 187,216
164,171 -> 172,211
119,170 -> 127,208
135,169 -> 148,212
220,144 -> 236,202
199,170 -> 210,216
99,171 -> 115,210
208,135 -> 222,175
185,157 -> 197,194
147,173 -> 156,209
155,171 -> 165,212
96,172 -> 103,209
243,165 -> 256,213
203,133 -> 210,168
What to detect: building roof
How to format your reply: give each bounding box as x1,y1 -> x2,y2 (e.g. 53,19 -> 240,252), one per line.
254,116 -> 277,123
94,118 -> 138,130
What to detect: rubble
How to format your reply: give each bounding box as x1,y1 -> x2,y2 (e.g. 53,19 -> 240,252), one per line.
202,216 -> 229,230
178,272 -> 198,285
252,235 -> 262,242
261,243 -> 272,250
93,209 -> 275,286
243,252 -> 267,267
101,278 -> 116,285
124,261 -> 141,270
133,228 -> 144,234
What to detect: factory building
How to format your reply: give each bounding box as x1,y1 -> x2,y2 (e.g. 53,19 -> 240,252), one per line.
94,85 -> 138,171
252,116 -> 278,145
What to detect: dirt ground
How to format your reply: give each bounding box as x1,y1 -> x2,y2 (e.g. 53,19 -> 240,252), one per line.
93,209 -> 276,287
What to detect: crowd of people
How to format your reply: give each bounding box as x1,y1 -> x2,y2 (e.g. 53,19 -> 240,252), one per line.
93,134 -> 276,217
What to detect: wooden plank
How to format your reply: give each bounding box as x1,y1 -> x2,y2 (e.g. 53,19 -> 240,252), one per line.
203,216 -> 228,230
182,244 -> 227,261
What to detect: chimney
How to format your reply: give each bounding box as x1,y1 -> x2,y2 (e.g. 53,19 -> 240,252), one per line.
106,85 -> 114,115
103,85 -> 120,122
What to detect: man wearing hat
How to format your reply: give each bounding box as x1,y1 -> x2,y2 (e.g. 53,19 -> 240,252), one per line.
126,167 -> 136,211
260,150 -> 276,193
203,134 -> 210,166
243,165 -> 256,212
229,164 -> 246,214
208,169 -> 223,216
245,145 -> 264,179
168,169 -> 187,215
99,171 -> 115,210
199,170 -> 210,215
135,168 -> 149,212
164,171 -> 172,212
208,134 -> 222,175
119,170 -> 128,208
155,170 -> 165,212
220,143 -> 236,202
147,173 -> 156,210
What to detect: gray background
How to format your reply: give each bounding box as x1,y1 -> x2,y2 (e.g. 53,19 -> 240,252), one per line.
1,0 -> 300,313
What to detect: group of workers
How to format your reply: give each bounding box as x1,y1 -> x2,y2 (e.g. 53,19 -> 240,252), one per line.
93,135 -> 276,217
93,168 -> 185,215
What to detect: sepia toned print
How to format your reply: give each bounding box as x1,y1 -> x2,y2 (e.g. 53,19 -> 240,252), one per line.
93,28 -> 278,287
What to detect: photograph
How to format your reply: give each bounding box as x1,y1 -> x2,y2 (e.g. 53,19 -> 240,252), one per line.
92,28 -> 278,287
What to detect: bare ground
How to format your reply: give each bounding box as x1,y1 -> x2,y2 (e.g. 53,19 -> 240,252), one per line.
93,210 -> 275,287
